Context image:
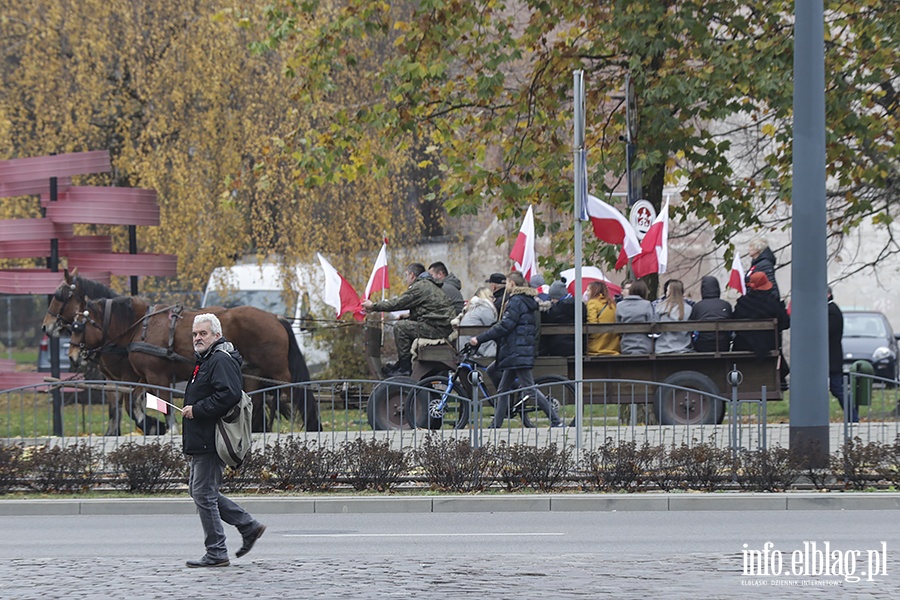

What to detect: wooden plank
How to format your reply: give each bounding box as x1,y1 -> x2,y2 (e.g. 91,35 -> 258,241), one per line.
0,151 -> 110,185
0,177 -> 71,199
67,253 -> 177,277
0,219 -> 73,242
0,236 -> 112,259
0,269 -> 111,293
45,187 -> 160,226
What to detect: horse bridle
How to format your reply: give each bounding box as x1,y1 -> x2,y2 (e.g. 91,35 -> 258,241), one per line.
46,282 -> 77,331
71,298 -> 123,364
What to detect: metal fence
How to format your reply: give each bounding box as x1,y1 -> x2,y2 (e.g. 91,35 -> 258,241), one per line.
2,372 -> 896,454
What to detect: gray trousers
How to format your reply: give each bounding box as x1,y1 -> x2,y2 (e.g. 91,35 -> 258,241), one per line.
188,453 -> 257,560
491,368 -> 562,428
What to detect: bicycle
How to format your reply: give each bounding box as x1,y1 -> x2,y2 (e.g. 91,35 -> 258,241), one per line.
404,345 -> 573,429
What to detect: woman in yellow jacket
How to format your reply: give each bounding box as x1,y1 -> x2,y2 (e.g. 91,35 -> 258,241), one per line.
586,281 -> 620,355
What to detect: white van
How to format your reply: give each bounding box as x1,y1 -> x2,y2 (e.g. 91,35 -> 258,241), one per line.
201,262 -> 328,375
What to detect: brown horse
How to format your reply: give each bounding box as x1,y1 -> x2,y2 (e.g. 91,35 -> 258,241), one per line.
69,295 -> 320,432
42,270 -> 164,436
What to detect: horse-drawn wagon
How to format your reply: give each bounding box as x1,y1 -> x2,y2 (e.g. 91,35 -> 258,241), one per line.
365,319 -> 784,429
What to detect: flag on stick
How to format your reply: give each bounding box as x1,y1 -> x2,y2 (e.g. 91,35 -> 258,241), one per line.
631,199 -> 669,278
317,253 -> 365,321
145,393 -> 174,414
509,205 -> 536,281
364,240 -> 390,300
586,194 -> 641,264
727,251 -> 747,295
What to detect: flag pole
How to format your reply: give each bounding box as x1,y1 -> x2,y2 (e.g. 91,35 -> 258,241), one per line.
573,70 -> 585,456
380,233 -> 388,347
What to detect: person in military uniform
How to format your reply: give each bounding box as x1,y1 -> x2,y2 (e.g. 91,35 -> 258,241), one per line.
362,263 -> 455,376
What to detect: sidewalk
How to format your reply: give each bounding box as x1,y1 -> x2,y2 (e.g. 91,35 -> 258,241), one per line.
2,492 -> 899,516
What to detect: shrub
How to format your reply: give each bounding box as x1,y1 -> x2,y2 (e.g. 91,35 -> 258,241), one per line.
265,437 -> 342,492
831,437 -> 888,490
737,446 -> 801,492
26,443 -> 97,493
875,436 -> 900,487
221,448 -> 269,493
341,438 -> 408,492
494,442 -> 572,492
584,439 -> 659,492
415,435 -> 494,492
669,440 -> 731,491
106,441 -> 185,493
0,444 -> 24,493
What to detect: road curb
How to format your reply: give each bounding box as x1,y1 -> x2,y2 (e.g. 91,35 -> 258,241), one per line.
1,493 -> 899,516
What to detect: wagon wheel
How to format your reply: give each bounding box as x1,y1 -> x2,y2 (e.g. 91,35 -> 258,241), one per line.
367,376 -> 415,430
655,371 -> 724,425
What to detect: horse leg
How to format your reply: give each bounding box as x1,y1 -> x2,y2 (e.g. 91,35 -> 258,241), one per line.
299,386 -> 322,432
104,390 -> 122,436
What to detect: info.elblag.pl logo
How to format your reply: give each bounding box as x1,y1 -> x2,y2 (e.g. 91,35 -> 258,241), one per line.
742,541 -> 889,584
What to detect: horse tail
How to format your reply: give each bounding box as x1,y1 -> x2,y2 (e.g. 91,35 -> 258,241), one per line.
280,318 -> 321,431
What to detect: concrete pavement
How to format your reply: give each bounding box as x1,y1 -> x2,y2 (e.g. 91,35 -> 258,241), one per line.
1,492 -> 899,517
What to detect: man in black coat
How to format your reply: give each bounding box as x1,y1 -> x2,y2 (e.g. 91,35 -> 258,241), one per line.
470,272 -> 562,428
182,313 -> 265,567
689,276 -> 733,352
732,272 -> 790,357
828,287 -> 858,421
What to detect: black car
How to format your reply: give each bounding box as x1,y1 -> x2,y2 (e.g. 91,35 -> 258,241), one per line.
841,311 -> 899,383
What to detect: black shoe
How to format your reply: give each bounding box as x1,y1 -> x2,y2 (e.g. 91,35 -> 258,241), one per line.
186,556 -> 230,568
381,362 -> 398,377
383,362 -> 411,377
236,524 -> 266,558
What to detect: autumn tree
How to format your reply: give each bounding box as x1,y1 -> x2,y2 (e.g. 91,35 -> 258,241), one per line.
259,0 -> 897,276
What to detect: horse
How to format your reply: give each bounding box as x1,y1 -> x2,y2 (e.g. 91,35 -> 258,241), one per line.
69,295 -> 321,432
42,269 -> 166,436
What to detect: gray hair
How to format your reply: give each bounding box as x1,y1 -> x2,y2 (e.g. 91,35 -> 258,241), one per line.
749,237 -> 768,253
193,313 -> 222,335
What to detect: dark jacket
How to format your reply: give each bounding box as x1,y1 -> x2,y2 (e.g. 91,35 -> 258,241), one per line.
440,273 -> 465,315
828,299 -> 844,375
539,296 -> 587,356
732,291 -> 790,357
492,287 -> 506,316
747,247 -> 780,298
372,272 -> 455,331
689,276 -> 734,352
182,338 -> 244,455
478,286 -> 539,370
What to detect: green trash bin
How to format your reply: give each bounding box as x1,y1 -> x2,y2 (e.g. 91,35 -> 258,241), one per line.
849,360 -> 874,406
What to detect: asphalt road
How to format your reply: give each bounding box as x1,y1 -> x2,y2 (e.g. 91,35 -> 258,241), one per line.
0,509 -> 897,599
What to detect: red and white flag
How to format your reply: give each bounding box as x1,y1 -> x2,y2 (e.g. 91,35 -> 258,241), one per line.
559,266 -> 622,298
509,205 -> 536,281
727,250 -> 746,295
145,393 -> 170,415
317,253 -> 365,321
586,194 -> 641,266
631,199 -> 669,279
364,240 -> 390,300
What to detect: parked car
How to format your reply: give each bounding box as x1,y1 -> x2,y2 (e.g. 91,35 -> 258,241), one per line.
37,335 -> 74,373
841,311 -> 899,383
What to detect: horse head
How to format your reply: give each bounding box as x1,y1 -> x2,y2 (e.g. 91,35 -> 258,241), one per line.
43,269 -> 120,336
69,296 -> 145,368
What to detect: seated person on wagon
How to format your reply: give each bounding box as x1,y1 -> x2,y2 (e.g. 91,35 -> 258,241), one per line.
363,263 -> 456,377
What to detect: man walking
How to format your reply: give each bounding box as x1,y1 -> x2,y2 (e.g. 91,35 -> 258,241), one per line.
182,313 -> 266,567
363,263 -> 455,376
828,287 -> 858,422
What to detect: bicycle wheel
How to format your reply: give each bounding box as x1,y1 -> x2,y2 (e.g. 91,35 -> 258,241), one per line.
405,376 -> 471,430
520,375 -> 573,428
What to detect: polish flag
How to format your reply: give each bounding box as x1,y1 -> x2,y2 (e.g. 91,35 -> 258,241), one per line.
631,199 -> 669,279
586,194 -> 641,264
727,251 -> 746,295
509,205 -> 536,281
364,241 -> 390,300
317,253 -> 365,321
559,266 -> 622,298
145,393 -> 170,415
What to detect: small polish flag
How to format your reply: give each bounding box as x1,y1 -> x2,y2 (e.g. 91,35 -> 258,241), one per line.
365,241 -> 390,300
509,205 -> 536,281
631,198 -> 669,279
559,267 -> 622,298
727,251 -> 747,295
317,253 -> 365,321
586,194 -> 641,264
145,393 -> 170,414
